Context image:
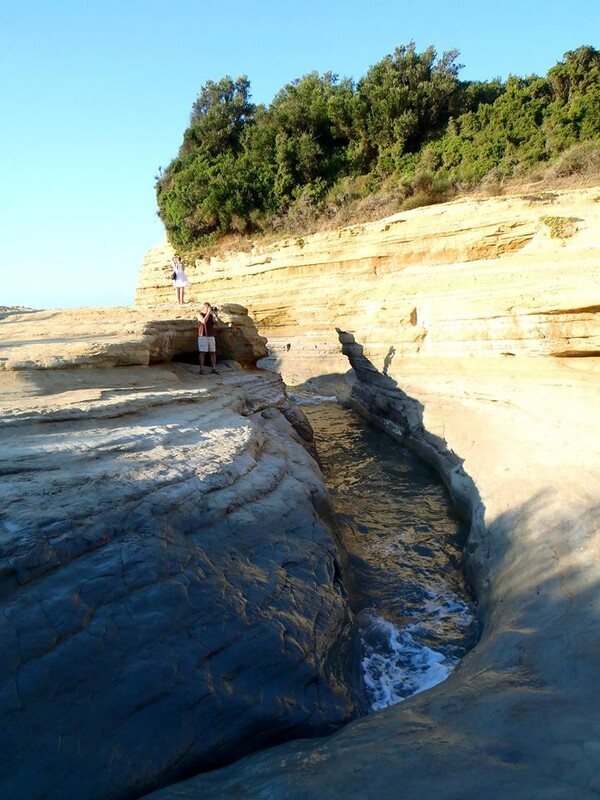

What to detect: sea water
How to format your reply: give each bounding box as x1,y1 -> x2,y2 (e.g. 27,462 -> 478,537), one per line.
291,388 -> 478,712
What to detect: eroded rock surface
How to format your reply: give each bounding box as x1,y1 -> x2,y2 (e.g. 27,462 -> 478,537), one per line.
0,303 -> 267,371
136,187 -> 600,383
141,349 -> 600,800
132,200 -> 600,797
0,310 -> 363,800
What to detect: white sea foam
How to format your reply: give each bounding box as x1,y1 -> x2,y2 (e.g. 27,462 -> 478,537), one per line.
419,584 -> 474,629
360,613 -> 457,711
289,393 -> 338,406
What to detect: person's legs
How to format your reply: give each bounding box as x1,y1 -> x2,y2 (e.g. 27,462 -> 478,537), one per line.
208,338 -> 218,373
198,337 -> 208,374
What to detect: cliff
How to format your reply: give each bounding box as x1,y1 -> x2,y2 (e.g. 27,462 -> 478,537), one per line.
136,186 -> 600,382
0,308 -> 364,800
152,351 -> 600,800
135,186 -> 600,800
2,183 -> 600,800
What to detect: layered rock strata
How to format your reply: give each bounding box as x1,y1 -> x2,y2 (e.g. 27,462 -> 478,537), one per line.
136,187 -> 600,382
142,350 -> 600,800
134,186 -> 600,799
0,304 -> 267,371
0,309 -> 364,800
3,182 -> 600,799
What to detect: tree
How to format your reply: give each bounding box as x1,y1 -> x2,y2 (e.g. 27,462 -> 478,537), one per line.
548,46 -> 600,103
265,71 -> 354,206
545,47 -> 600,150
182,75 -> 255,157
352,42 -> 463,171
156,75 -> 258,245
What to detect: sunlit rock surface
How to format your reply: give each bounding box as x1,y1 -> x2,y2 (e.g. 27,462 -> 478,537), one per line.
142,354 -> 600,800
135,188 -> 600,799
0,304 -> 267,371
0,309 -> 364,800
136,187 -> 600,383
2,182 -> 599,799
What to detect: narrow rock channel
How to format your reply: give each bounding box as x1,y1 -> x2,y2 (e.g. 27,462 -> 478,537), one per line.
290,381 -> 479,711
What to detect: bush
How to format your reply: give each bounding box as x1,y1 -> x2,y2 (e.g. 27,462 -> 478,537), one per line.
546,140 -> 600,178
157,44 -> 600,251
542,215 -> 579,238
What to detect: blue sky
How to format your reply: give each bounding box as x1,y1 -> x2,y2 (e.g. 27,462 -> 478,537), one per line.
2,0 -> 598,309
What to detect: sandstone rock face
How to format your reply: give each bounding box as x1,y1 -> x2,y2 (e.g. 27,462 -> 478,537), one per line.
134,188 -> 600,799
0,311 -> 363,800
141,351 -> 600,800
136,187 -> 600,383
0,304 -> 267,371
3,183 -> 600,800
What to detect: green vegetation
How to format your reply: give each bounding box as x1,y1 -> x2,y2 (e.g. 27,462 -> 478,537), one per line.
541,215 -> 579,238
156,43 -> 600,250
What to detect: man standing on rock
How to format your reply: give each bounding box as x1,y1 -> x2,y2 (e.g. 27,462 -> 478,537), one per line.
197,303 -> 220,374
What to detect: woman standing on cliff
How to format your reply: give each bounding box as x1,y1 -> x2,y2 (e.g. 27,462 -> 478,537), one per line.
171,254 -> 190,305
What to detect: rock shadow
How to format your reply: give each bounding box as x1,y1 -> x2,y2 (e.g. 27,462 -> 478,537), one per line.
134,491 -> 600,800
335,329 -> 486,557
0,368 -> 365,800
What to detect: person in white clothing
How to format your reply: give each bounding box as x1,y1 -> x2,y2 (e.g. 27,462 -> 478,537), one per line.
171,254 -> 190,305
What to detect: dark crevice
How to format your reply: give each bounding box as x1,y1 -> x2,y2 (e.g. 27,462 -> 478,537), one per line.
550,350 -> 600,357
528,305 -> 600,316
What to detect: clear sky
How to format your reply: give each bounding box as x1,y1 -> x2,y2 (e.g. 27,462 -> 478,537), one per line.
2,0 -> 598,309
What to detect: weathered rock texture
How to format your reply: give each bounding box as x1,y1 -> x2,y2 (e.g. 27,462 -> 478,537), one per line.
141,355 -> 600,800
136,187 -> 600,382
0,304 -> 267,371
134,186 -> 600,799
0,310 -> 364,800
2,183 -> 600,800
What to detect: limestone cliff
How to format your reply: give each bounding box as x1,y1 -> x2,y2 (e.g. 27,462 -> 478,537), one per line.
133,187 -> 600,800
0,308 -> 364,800
136,187 -> 600,382
147,349 -> 600,800
3,184 -> 600,800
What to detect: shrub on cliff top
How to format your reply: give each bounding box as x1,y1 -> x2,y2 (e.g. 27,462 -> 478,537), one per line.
156,44 -> 600,251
